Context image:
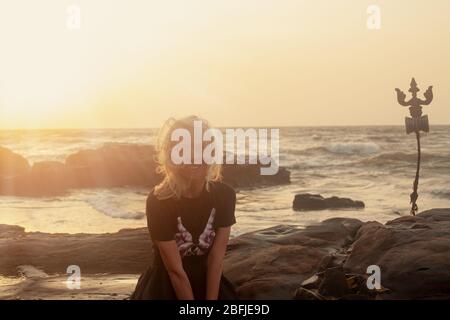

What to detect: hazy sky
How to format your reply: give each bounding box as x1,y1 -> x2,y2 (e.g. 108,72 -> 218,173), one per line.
0,0 -> 449,129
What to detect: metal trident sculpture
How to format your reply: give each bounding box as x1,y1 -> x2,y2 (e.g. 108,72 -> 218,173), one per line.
395,78 -> 433,215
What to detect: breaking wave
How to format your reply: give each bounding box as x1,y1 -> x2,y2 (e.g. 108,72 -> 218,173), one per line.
286,142 -> 381,157
431,188 -> 450,199
358,152 -> 449,166
85,197 -> 145,220
324,142 -> 381,155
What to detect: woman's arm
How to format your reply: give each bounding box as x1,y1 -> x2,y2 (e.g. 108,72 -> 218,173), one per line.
206,226 -> 231,300
156,240 -> 194,300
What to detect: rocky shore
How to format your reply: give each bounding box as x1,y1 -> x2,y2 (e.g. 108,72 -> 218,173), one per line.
1,209 -> 448,300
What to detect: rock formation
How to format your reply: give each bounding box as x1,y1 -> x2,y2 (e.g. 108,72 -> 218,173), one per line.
0,144 -> 290,196
0,209 -> 448,299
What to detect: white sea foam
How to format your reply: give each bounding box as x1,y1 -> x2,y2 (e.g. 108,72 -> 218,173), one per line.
85,197 -> 145,220
17,265 -> 49,278
431,187 -> 450,199
325,142 -> 381,155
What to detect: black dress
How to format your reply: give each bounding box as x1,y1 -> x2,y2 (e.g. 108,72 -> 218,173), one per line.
131,181 -> 238,300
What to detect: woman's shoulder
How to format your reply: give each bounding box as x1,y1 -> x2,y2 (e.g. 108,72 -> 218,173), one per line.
145,189 -> 177,241
210,181 -> 237,228
146,188 -> 158,206
146,188 -> 175,215
210,181 -> 236,201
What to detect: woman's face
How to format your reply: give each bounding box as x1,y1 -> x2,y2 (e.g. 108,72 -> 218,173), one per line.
167,126 -> 210,183
172,163 -> 209,183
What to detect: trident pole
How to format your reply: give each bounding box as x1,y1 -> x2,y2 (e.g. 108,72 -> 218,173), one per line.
395,78 -> 433,215
411,130 -> 421,215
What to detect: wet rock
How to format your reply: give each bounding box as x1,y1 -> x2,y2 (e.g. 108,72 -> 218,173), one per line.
293,193 -> 365,211
0,274 -> 138,300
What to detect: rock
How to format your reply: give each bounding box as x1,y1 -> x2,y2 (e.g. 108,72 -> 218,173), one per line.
0,226 -> 153,275
64,143 -> 160,189
222,163 -> 290,188
4,161 -> 69,196
0,209 -> 448,300
30,161 -> 69,195
223,218 -> 363,299
0,147 -> 30,177
344,208 -> 450,299
300,274 -> 320,289
294,269 -> 387,300
297,269 -> 384,299
0,144 -> 290,196
0,225 -> 25,238
0,217 -> 363,300
0,274 -> 138,300
293,193 -> 365,211
318,266 -> 349,298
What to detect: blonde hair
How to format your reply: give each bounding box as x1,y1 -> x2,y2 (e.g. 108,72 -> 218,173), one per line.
153,115 -> 222,200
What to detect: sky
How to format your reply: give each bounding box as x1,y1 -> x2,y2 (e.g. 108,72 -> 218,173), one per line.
0,0 -> 449,129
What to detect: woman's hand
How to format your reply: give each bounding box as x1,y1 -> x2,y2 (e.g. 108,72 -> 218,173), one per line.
206,226 -> 231,300
156,240 -> 194,299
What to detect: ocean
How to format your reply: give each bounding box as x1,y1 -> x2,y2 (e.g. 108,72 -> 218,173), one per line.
1,126 -> 450,237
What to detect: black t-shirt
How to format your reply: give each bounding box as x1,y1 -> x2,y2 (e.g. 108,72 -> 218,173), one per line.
146,181 -> 236,257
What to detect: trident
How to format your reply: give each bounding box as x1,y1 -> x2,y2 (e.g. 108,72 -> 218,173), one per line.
395,78 -> 433,215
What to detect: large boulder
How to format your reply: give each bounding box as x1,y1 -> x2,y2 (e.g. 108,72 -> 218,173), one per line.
0,225 -> 26,238
344,208 -> 450,299
223,218 -> 363,299
0,147 -> 30,177
293,193 -> 365,211
0,160 -> 72,196
64,143 -> 159,188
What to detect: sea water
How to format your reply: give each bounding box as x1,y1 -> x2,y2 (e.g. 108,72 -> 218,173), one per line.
1,126 -> 449,237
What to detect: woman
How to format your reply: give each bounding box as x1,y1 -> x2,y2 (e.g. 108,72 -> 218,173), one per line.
131,116 -> 238,300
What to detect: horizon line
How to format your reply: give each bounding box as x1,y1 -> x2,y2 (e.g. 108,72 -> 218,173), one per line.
1,123 -> 450,130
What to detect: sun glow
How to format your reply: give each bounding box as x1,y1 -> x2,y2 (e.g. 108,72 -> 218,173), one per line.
1,0 -> 450,129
